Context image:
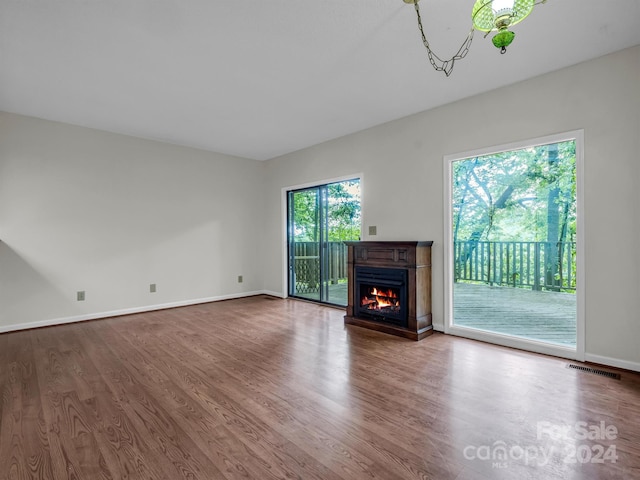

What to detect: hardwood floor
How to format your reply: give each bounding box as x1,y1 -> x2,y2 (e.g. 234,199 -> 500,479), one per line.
1,295 -> 639,479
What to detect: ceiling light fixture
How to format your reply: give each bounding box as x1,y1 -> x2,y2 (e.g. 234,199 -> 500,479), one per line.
403,0 -> 545,76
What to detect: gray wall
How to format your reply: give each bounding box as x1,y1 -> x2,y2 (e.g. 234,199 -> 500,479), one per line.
0,113 -> 265,330
262,46 -> 640,369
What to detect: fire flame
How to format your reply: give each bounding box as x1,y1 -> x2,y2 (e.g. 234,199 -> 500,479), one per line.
361,287 -> 399,310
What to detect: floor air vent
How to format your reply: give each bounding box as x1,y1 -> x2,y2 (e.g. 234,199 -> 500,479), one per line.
567,364 -> 621,380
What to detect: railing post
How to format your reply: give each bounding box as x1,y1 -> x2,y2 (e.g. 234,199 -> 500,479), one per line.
506,244 -> 510,287
487,242 -> 492,286
533,243 -> 541,291
557,241 -> 564,290
567,242 -> 573,291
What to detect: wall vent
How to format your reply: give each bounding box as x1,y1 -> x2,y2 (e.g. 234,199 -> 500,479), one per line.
567,364 -> 621,380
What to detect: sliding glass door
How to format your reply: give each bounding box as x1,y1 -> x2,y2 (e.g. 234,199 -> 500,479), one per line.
287,179 -> 360,306
445,132 -> 584,358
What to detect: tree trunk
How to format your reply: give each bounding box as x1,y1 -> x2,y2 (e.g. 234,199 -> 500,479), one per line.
546,144 -> 560,291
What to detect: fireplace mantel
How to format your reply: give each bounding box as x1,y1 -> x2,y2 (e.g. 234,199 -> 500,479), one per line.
344,241 -> 433,341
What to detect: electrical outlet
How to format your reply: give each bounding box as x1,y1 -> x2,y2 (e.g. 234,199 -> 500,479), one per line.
150,283 -> 156,293
77,291 -> 85,301
368,225 -> 377,236
237,275 -> 243,283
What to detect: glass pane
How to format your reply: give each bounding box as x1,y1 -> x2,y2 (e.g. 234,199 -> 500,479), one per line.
288,179 -> 360,306
452,141 -> 577,347
289,188 -> 321,302
324,180 -> 361,306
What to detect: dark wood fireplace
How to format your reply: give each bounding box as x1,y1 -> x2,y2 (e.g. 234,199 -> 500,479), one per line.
344,241 -> 433,341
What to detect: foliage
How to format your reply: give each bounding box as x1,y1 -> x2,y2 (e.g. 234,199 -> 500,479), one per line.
453,141 -> 576,243
290,180 -> 361,242
327,181 -> 361,241
452,140 -> 577,291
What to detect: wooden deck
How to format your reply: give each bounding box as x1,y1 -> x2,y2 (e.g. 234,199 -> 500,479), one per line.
293,283 -> 348,306
454,283 -> 576,347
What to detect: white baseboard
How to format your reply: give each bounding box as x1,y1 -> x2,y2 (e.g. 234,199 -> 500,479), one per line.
8,296 -> 637,374
262,290 -> 286,298
584,353 -> 640,373
0,290 -> 271,334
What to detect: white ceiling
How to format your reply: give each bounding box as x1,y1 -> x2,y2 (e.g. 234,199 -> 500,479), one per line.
1,1 -> 639,160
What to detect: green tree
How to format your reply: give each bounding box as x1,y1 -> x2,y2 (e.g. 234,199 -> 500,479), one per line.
453,142 -> 575,244
290,180 -> 361,242
292,189 -> 319,242
327,180 -> 361,241
452,141 -> 577,290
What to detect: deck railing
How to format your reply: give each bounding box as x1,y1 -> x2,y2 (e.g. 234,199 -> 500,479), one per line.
292,240 -> 576,294
454,240 -> 576,292
292,241 -> 349,293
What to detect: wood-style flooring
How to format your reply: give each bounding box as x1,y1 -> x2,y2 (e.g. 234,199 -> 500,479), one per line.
1,295 -> 639,479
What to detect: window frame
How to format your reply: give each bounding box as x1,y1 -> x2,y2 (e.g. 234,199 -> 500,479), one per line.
443,131 -> 585,361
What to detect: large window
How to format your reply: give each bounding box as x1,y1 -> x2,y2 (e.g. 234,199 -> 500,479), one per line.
444,132 -> 584,359
287,179 -> 361,306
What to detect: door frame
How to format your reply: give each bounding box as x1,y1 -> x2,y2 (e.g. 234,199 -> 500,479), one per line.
287,184 -> 329,303
443,131 -> 585,361
281,173 -> 364,302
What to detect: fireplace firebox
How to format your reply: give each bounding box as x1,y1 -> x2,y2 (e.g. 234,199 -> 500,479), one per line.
355,266 -> 408,328
344,241 -> 433,341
